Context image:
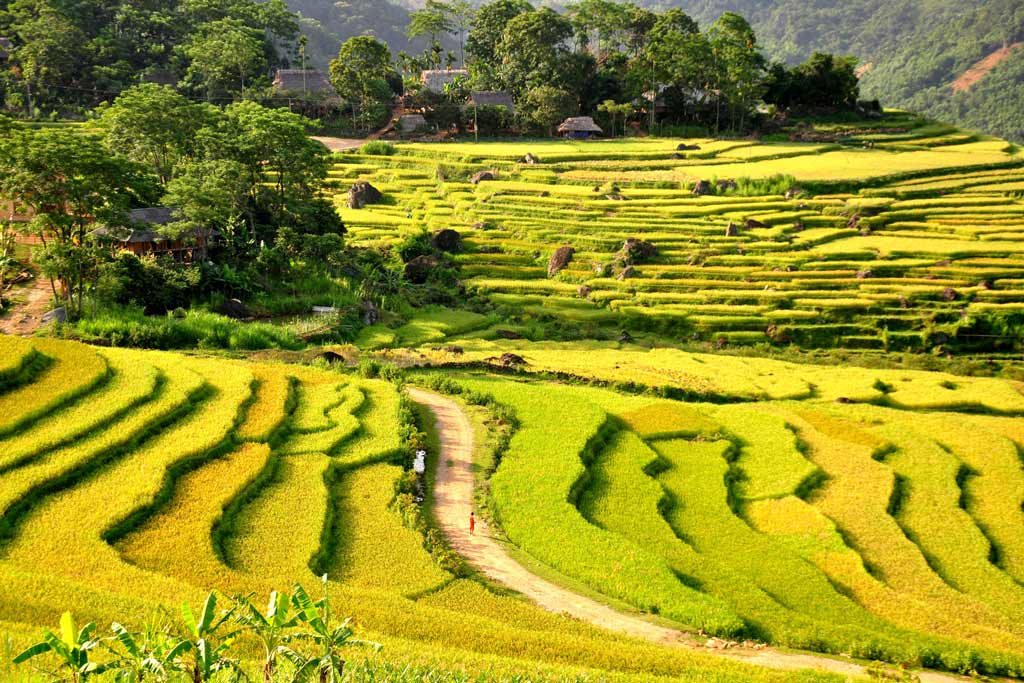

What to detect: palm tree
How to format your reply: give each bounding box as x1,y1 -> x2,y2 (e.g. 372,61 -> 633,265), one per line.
102,620 -> 189,683
281,578 -> 380,683
175,593 -> 245,683
234,591 -> 301,683
13,612 -> 106,683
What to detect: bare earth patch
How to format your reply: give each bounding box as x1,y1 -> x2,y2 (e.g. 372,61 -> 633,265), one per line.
0,277 -> 53,336
952,43 -> 1023,93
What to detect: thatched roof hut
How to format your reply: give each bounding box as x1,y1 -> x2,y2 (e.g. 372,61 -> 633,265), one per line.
467,91 -> 515,114
558,116 -> 603,139
421,69 -> 468,93
272,69 -> 339,100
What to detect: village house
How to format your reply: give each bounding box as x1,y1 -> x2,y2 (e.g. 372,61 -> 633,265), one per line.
272,69 -> 340,102
466,91 -> 515,115
92,207 -> 213,262
420,69 -> 468,94
558,116 -> 603,140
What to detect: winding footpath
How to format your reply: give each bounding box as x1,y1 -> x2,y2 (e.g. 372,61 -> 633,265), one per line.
406,387 -> 969,683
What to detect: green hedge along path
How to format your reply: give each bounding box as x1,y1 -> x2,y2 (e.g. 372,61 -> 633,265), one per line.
405,387 -> 969,683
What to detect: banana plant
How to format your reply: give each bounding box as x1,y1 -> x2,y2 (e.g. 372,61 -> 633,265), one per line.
12,611 -> 105,682
282,577 -> 380,683
102,620 -> 190,683
234,590 -> 301,683
176,592 -> 245,683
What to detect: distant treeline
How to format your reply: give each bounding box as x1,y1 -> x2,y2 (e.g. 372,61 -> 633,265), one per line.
0,0 -> 868,135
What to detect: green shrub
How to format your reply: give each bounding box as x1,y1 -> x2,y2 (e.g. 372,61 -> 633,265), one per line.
361,141 -> 396,156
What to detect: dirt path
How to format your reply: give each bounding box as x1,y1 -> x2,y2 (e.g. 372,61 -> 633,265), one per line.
312,103 -> 406,153
0,277 -> 53,336
407,387 -> 972,683
312,136 -> 365,152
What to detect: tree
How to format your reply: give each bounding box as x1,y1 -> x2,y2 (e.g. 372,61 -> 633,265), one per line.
598,99 -> 633,137
163,159 -> 248,256
97,84 -> 213,186
568,0 -> 630,61
407,0 -> 455,70
101,620 -> 190,683
175,593 -> 243,683
183,17 -> 267,100
465,0 -> 532,88
13,612 -> 105,683
764,52 -> 860,111
631,9 -> 711,125
449,1 -> 474,66
7,2 -> 89,114
280,579 -> 379,683
522,85 -> 576,136
0,128 -> 154,315
234,591 -> 301,683
329,36 -> 393,131
495,8 -> 577,98
708,12 -> 765,133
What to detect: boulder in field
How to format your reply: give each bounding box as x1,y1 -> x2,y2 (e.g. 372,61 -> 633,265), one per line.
404,255 -> 439,284
618,238 -> 657,265
941,287 -> 960,302
498,352 -> 527,367
348,182 -> 382,209
521,152 -> 540,164
717,179 -> 738,192
745,218 -> 768,229
218,298 -> 252,320
577,285 -> 592,299
617,266 -> 637,280
692,180 -> 712,196
496,329 -> 524,340
725,222 -> 740,237
470,170 -> 496,184
41,307 -> 66,324
431,229 -> 462,252
548,246 -> 575,277
486,352 -> 527,368
677,143 -> 701,151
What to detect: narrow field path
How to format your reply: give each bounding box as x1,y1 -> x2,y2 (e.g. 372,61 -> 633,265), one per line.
407,387 -> 972,683
0,277 -> 52,336
312,136 -> 364,152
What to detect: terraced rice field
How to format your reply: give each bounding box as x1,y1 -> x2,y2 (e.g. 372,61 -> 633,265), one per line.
334,121 -> 1024,350
417,342 -> 1024,675
0,336 -> 866,683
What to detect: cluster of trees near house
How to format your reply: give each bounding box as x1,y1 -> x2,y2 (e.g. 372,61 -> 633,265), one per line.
0,89 -> 349,322
336,0 -> 869,136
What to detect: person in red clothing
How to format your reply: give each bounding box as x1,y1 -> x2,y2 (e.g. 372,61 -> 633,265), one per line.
469,511 -> 476,535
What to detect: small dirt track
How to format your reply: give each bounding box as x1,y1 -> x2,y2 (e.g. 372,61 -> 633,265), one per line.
0,277 -> 52,336
407,387 -> 972,683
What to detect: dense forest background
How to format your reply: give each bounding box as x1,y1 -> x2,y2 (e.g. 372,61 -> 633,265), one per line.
308,0 -> 1024,141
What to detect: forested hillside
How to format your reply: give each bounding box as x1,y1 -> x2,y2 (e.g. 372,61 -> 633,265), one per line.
301,0 -> 1024,141
286,0 -> 433,72
647,0 -> 1024,142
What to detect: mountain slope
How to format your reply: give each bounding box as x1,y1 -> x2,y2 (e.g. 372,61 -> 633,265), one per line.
647,0 -> 1024,141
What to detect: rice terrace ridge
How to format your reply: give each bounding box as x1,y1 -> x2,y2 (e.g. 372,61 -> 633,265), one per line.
2,1 -> 1024,682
